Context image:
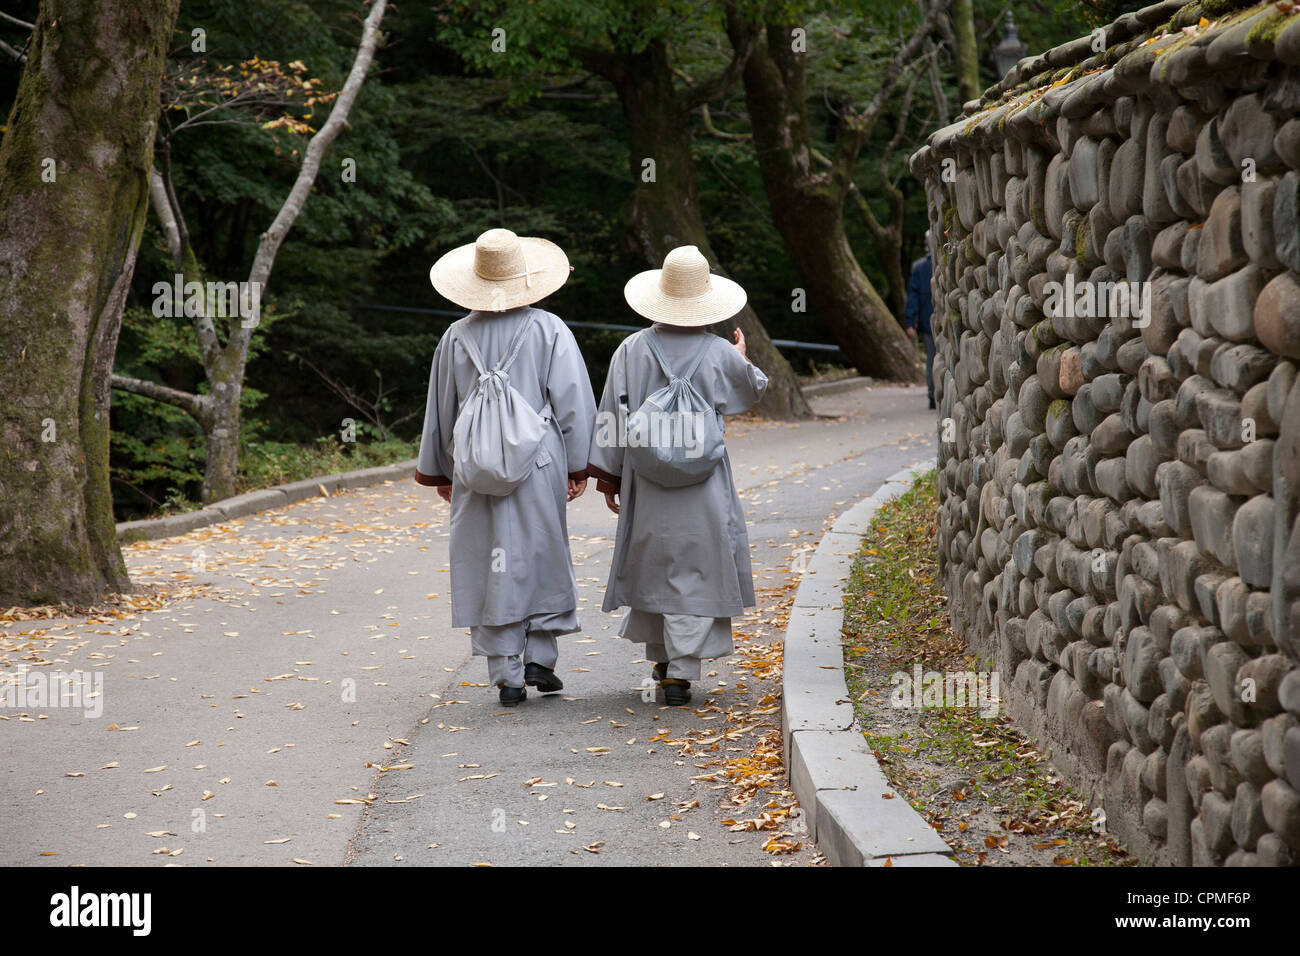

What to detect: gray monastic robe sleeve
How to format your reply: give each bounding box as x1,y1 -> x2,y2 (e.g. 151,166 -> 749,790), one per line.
545,321 -> 598,480
709,339 -> 769,415
414,333 -> 458,487
587,339 -> 628,492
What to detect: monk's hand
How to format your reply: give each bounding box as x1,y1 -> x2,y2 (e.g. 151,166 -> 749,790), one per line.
906,326 -> 918,341
567,477 -> 587,501
604,490 -> 620,515
436,485 -> 452,503
733,328 -> 747,360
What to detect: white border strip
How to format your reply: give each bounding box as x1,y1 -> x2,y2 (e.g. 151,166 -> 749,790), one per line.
783,460 -> 956,866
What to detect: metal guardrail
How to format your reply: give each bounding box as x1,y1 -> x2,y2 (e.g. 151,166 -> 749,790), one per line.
354,303 -> 845,356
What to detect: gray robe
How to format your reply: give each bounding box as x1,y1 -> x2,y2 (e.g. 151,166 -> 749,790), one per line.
588,324 -> 769,618
416,306 -> 596,628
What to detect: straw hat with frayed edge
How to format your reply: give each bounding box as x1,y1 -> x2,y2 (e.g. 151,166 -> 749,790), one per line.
623,245 -> 747,328
429,228 -> 570,312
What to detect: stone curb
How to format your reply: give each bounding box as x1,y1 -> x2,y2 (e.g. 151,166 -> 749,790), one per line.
800,376 -> 876,396
115,459 -> 417,544
783,458 -> 958,867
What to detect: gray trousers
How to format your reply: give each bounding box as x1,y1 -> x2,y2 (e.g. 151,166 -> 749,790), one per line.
470,608 -> 579,688
619,609 -> 733,681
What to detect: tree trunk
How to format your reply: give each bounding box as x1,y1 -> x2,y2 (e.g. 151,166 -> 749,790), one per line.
878,235 -> 907,326
866,179 -> 908,325
201,357 -> 245,504
846,170 -> 907,324
788,215 -> 919,381
0,0 -> 180,606
726,14 -> 922,382
952,0 -> 981,105
594,40 -> 811,420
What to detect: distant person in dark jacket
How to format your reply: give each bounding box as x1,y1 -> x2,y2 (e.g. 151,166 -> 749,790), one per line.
904,231 -> 936,409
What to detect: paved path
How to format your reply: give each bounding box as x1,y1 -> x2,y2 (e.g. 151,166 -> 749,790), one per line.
0,382 -> 933,867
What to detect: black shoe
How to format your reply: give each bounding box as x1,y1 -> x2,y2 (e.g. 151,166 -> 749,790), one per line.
499,684 -> 527,707
928,397 -> 936,410
524,662 -> 563,693
662,679 -> 691,706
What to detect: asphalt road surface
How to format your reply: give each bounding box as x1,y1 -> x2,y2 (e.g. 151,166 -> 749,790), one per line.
0,380 -> 933,867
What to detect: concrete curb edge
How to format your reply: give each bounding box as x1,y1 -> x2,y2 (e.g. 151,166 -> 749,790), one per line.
115,459 -> 417,544
800,376 -> 876,396
782,458 -> 957,866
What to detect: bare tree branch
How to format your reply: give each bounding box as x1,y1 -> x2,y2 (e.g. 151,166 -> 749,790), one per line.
294,355 -> 417,440
698,102 -> 751,141
111,373 -> 206,419
683,24 -> 755,111
925,38 -> 951,126
156,144 -> 192,268
459,137 -> 525,209
811,64 -> 918,246
119,0 -> 390,502
855,0 -> 942,127
149,159 -> 222,369
241,0 -> 388,352
0,36 -> 24,61
829,0 -> 940,185
148,167 -> 183,269
0,10 -> 34,30
165,91 -> 306,137
882,67 -> 921,168
674,66 -> 752,142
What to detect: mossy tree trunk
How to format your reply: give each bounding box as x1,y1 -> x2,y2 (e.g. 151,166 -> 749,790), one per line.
724,6 -> 934,383
0,0 -> 180,607
582,39 -> 812,420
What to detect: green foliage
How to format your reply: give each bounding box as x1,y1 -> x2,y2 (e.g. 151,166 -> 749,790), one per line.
2,0 -> 1115,519
238,435 -> 418,493
109,389 -> 205,516
434,0 -> 722,78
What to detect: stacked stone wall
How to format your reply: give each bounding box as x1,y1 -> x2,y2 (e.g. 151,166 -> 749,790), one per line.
910,0 -> 1300,864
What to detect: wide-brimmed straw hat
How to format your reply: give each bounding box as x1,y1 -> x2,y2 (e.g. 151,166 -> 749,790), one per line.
429,228 -> 570,312
623,245 -> 747,327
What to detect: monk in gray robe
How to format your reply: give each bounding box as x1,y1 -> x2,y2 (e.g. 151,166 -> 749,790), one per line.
587,246 -> 768,705
416,229 -> 596,707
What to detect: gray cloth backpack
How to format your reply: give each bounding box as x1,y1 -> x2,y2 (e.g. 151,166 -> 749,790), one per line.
624,330 -> 726,487
450,311 -> 549,496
